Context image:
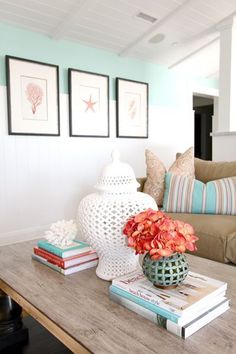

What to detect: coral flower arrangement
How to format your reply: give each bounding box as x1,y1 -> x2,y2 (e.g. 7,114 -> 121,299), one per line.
123,209 -> 198,260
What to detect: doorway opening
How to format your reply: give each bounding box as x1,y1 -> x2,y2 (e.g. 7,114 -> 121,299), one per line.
193,95 -> 214,161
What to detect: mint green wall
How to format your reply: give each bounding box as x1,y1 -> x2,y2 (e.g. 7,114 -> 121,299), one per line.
0,22 -> 218,107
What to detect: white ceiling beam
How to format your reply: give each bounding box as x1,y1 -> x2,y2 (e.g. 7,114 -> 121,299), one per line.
179,9 -> 236,45
118,0 -> 192,57
119,3 -> 236,61
179,27 -> 216,45
168,37 -> 219,70
168,10 -> 236,70
50,0 -> 90,40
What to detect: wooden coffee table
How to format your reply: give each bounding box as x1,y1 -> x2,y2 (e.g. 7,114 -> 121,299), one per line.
0,240 -> 235,354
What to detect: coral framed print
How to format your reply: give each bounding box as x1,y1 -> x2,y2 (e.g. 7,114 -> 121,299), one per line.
6,56 -> 60,136
116,78 -> 148,138
68,69 -> 109,137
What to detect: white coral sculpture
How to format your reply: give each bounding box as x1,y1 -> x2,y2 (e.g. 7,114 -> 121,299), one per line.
45,220 -> 77,247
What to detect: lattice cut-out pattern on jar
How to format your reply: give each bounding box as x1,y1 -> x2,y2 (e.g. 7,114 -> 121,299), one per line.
142,253 -> 189,288
77,150 -> 157,281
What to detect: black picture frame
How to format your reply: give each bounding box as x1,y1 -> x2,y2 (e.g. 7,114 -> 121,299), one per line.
68,68 -> 109,137
6,55 -> 60,136
116,77 -> 148,138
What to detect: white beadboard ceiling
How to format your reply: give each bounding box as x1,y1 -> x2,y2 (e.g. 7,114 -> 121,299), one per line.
0,0 -> 236,79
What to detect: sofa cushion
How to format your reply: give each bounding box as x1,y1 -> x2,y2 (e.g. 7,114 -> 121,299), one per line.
195,158 -> 236,183
176,155 -> 236,183
166,213 -> 236,264
163,173 -> 236,215
143,147 -> 194,206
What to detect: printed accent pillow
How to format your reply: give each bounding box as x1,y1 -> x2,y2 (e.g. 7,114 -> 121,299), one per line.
163,173 -> 236,215
143,147 -> 194,206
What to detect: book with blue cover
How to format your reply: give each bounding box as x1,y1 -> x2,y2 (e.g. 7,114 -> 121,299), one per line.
110,291 -> 229,338
37,239 -> 92,258
110,270 -> 227,325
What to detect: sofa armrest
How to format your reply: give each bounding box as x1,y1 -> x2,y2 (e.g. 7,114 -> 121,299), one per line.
137,177 -> 147,192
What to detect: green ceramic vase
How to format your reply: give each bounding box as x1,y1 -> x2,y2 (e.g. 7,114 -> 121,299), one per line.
142,253 -> 189,288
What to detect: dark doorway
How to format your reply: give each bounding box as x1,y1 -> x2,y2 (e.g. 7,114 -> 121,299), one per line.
193,95 -> 213,161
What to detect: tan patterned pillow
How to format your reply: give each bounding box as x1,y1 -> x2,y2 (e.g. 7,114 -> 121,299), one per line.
169,147 -> 195,177
143,147 -> 194,206
143,150 -> 166,206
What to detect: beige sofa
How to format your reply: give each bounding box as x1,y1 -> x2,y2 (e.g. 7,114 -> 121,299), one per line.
138,158 -> 236,265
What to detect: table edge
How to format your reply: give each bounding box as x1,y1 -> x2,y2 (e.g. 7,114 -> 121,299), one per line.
0,279 -> 91,354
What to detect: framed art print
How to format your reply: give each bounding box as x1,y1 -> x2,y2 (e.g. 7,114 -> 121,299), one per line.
68,69 -> 109,137
6,56 -> 60,136
116,78 -> 148,138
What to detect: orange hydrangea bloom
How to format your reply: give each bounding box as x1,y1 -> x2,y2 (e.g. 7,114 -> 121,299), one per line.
123,209 -> 198,260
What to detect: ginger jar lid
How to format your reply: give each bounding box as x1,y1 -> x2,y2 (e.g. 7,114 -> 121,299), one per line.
95,150 -> 140,193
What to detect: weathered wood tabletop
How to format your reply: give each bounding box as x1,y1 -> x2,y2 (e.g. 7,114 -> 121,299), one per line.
0,240 -> 235,354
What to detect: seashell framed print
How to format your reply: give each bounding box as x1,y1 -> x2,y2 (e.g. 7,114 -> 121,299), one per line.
6,56 -> 60,136
116,78 -> 148,138
68,68 -> 109,137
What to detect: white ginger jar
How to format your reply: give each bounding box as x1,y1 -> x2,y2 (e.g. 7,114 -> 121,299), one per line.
77,150 -> 157,281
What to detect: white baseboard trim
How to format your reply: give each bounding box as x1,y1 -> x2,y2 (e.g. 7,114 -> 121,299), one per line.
0,224 -> 51,246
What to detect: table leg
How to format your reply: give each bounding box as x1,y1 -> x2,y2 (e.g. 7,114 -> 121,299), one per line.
0,289 -> 29,350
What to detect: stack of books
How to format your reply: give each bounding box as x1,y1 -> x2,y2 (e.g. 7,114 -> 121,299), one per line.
109,270 -> 229,338
32,239 -> 98,275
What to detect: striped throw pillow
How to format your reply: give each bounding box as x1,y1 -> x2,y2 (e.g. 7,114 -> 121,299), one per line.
163,173 -> 236,215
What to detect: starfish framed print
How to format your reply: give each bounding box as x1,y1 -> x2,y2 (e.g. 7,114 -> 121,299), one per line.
116,78 -> 148,138
68,69 -> 109,137
6,56 -> 60,136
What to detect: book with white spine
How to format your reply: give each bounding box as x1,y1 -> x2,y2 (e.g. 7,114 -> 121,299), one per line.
32,253 -> 98,275
111,270 -> 227,324
110,291 -> 229,338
